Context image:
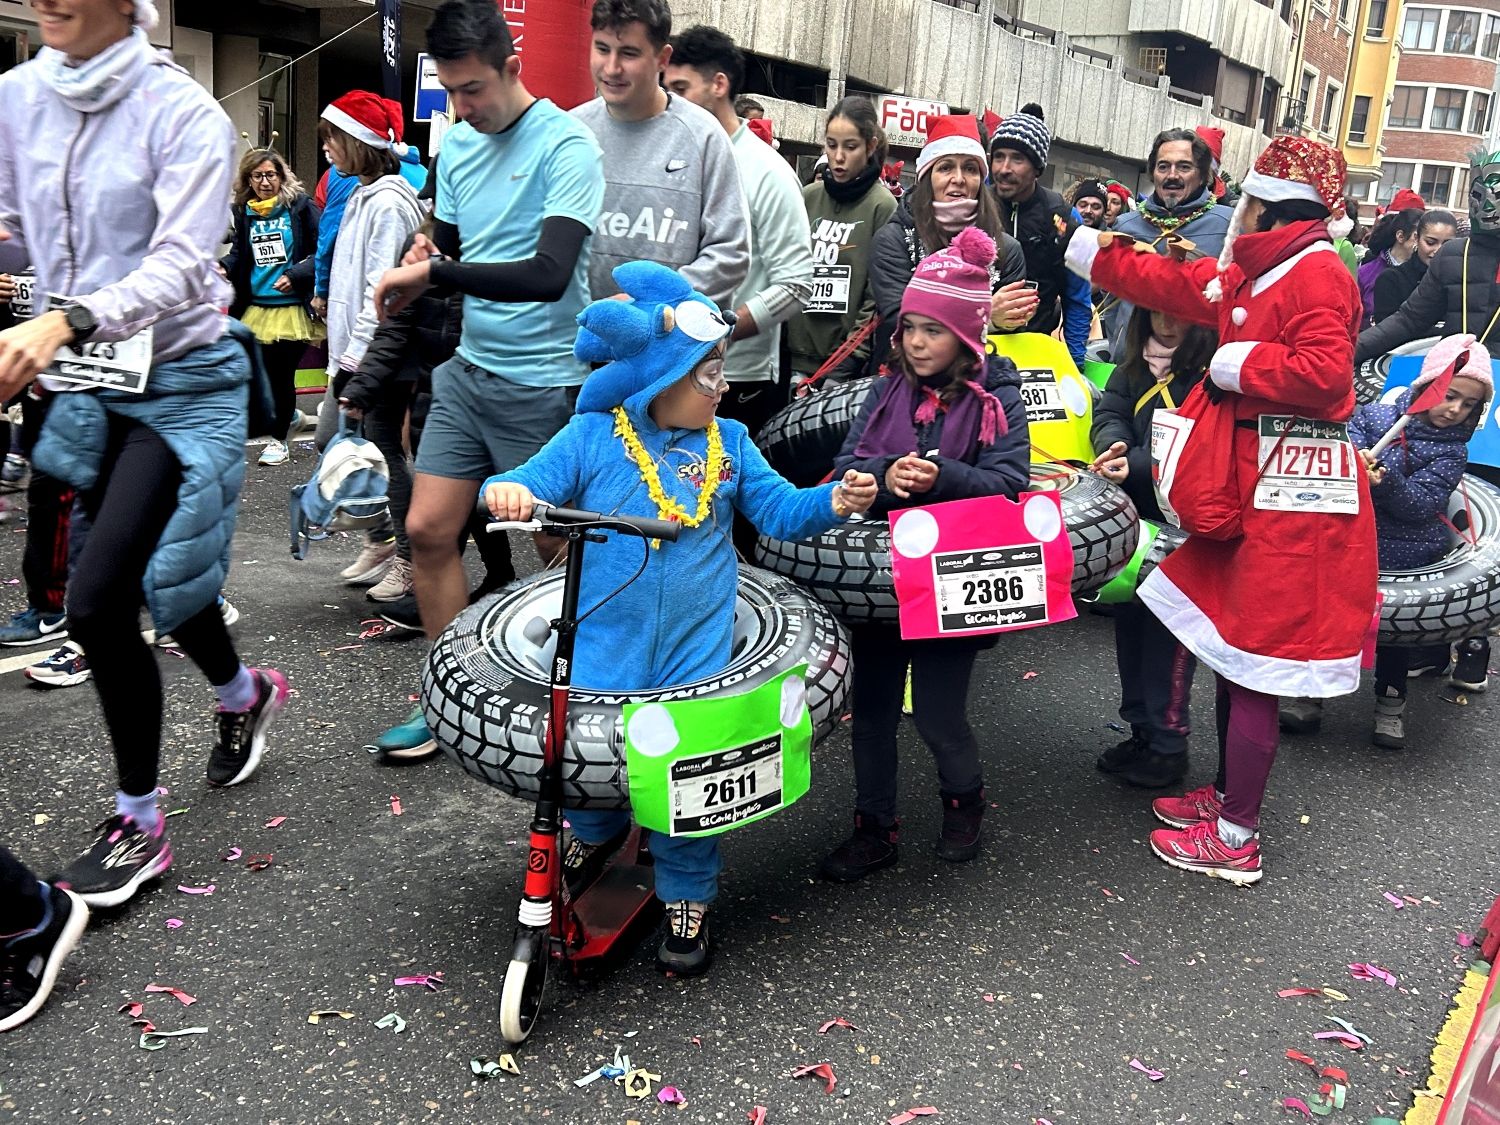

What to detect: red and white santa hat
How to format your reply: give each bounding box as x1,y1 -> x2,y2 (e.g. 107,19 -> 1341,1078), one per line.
321,90 -> 409,156
916,115 -> 987,179
1206,135 -> 1349,301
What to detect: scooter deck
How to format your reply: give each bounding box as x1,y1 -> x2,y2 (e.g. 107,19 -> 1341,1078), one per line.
566,832 -> 661,964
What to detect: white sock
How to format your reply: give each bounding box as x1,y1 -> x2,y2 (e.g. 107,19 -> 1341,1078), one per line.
1216,816 -> 1254,849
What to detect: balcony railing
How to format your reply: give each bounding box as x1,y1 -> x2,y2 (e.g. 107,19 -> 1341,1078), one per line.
1066,41 -> 1114,68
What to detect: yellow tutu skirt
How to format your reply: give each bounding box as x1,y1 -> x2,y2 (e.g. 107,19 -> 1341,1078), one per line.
242,303 -> 325,345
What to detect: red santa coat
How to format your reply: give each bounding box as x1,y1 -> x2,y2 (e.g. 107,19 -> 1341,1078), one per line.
1067,220 -> 1378,697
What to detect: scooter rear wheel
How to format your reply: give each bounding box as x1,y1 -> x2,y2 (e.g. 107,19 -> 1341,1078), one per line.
499,928 -> 550,1045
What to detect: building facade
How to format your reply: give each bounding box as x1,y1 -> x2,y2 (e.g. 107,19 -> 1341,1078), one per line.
1337,0 -> 1406,211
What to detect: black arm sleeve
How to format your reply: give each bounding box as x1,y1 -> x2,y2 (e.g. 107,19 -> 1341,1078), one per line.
427,216 -> 588,303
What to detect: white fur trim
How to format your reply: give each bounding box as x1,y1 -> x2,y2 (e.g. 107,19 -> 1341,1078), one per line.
1138,570 -> 1363,697
1208,339 -> 1257,394
133,0 -> 159,30
1241,169 -> 1325,207
1250,242 -> 1335,297
321,104 -> 392,150
1063,224 -> 1103,281
916,135 -> 987,178
1326,214 -> 1354,240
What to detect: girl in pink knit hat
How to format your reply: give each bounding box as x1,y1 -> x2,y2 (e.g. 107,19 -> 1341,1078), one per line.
822,227 -> 1032,882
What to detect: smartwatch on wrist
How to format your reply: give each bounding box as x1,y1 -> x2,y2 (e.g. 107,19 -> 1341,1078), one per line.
63,304 -> 97,344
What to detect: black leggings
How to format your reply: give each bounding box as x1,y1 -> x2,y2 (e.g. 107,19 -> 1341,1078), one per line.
260,339 -> 304,437
68,417 -> 241,797
0,844 -> 45,934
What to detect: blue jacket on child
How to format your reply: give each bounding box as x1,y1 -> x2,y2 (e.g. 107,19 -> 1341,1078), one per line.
488,262 -> 845,693
1347,389 -> 1472,571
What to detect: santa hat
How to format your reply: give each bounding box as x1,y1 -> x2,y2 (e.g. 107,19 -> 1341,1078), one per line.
1105,181 -> 1134,208
133,0 -> 159,30
1389,188 -> 1426,212
1194,125 -> 1224,171
917,115 -> 987,179
321,91 -> 410,157
1413,333 -> 1494,402
1205,135 -> 1348,302
899,227 -> 998,365
988,103 -> 1051,171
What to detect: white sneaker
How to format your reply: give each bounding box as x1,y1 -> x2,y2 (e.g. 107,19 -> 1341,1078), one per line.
340,538 -> 397,585
366,556 -> 413,602
258,439 -> 289,466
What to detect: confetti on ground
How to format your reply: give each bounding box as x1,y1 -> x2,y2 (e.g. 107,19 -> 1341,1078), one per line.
470,1054 -> 520,1078
176,884 -> 215,895
144,984 -> 197,1006
163,807 -> 189,817
983,993 -> 996,1003
220,847 -> 242,862
138,1026 -> 208,1051
1312,1031 -> 1364,1051
1120,952 -> 1140,965
244,853 -> 274,871
374,1012 -> 406,1033
165,918 -> 183,930
1348,962 -> 1398,987
1277,987 -> 1349,1002
658,1086 -> 686,1105
747,1109 -> 768,1125
390,795 -> 403,816
264,816 -> 287,828
1326,1016 -> 1372,1044
1282,1098 -> 1313,1118
307,1010 -> 355,1024
1286,1049 -> 1319,1070
791,1062 -> 837,1094
394,972 -> 444,990
1129,1059 -> 1165,1081
118,1002 -> 143,1019
769,914 -> 791,923
889,1109 -> 940,1125
1021,671 -> 1039,680
1383,892 -> 1405,910
32,813 -> 49,826
818,1017 -> 858,1034
1300,814 -> 1310,824
1458,931 -> 1475,947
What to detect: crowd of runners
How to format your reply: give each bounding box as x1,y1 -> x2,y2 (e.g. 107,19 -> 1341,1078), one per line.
0,0 -> 1494,1031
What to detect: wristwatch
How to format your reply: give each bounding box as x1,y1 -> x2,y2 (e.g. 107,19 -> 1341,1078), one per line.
63,303 -> 97,344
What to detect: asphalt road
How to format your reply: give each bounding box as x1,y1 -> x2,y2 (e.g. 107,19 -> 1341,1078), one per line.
0,432 -> 1495,1125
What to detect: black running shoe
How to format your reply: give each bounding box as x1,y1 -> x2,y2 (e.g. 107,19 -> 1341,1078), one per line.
0,884 -> 89,1032
378,595 -> 423,632
562,825 -> 631,897
208,668 -> 290,787
54,814 -> 172,909
656,900 -> 712,976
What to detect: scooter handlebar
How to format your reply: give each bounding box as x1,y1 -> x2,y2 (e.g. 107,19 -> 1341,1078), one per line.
478,497 -> 681,543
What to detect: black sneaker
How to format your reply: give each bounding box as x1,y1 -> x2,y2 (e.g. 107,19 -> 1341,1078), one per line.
936,788 -> 985,863
207,668 -> 290,787
0,884 -> 89,1032
562,825 -> 631,897
378,595 -> 423,633
54,814 -> 173,908
1449,637 -> 1490,692
1114,750 -> 1190,790
820,814 -> 899,882
656,900 -> 711,976
1096,729 -> 1148,774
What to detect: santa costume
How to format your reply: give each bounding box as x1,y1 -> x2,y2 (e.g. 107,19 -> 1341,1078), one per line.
1063,135 -> 1378,884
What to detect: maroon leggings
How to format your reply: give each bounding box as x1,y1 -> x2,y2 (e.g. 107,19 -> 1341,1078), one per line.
1211,674 -> 1280,830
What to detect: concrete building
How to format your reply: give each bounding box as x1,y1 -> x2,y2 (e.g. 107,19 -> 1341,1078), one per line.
1375,0 -> 1500,211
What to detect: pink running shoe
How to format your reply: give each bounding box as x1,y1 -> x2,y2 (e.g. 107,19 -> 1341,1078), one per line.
1152,783 -> 1223,829
1149,821 -> 1262,885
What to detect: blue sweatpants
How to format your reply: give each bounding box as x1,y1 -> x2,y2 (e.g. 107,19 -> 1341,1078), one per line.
566,807 -> 720,904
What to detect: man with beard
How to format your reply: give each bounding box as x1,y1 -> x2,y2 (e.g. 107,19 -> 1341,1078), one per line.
988,103 -> 1092,366
1071,179 -> 1109,230
1101,128 -> 1233,359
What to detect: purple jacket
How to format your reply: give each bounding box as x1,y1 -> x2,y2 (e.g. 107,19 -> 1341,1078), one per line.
1356,251 -> 1394,328
0,30 -> 234,364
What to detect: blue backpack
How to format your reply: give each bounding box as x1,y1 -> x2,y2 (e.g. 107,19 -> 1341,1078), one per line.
289,414 -> 390,560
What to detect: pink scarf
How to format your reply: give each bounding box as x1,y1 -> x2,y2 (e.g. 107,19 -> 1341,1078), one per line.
1142,337 -> 1177,383
931,198 -> 979,235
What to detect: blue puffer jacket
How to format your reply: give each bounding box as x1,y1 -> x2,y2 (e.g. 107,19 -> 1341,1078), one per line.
1347,389 -> 1475,570
34,334 -> 251,633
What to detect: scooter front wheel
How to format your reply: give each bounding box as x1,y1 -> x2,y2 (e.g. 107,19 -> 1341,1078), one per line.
499,927 -> 550,1045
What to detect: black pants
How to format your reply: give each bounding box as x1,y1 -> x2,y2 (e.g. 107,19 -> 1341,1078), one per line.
260,339 -> 304,438
68,417 -> 241,797
362,379 -> 417,560
848,624 -> 985,822
717,380 -> 787,559
0,844 -> 44,934
1115,599 -> 1196,755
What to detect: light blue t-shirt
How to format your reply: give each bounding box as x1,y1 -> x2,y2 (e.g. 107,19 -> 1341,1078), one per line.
436,100 -> 604,387
247,204 -> 298,306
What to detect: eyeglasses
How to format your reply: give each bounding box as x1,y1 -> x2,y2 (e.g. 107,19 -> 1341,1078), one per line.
250,171 -> 281,182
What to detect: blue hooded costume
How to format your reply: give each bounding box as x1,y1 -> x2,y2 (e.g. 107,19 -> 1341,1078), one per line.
484,262 -> 849,905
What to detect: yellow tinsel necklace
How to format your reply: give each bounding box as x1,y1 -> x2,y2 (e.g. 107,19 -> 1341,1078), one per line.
612,406 -> 724,535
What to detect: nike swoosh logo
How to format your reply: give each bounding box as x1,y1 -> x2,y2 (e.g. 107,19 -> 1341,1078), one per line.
666,160 -> 687,172
38,617 -> 66,635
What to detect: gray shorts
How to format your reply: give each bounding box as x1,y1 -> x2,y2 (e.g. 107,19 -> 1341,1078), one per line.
414,356 -> 576,481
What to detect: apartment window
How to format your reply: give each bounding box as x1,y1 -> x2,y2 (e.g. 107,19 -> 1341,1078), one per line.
1138,46 -> 1167,74
1337,0 -> 1353,25
1420,165 -> 1454,206
1471,91 -> 1492,135
1348,94 -> 1371,142
1388,85 -> 1425,127
1445,10 -> 1480,53
1321,82 -> 1342,134
1431,87 -> 1465,130
1378,161 -> 1416,203
1298,67 -> 1316,123
1401,6 -> 1440,50
1366,0 -> 1389,37
1485,14 -> 1500,58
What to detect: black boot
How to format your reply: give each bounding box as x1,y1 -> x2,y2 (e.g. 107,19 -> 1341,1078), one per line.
820,814 -> 899,883
936,787 -> 985,863
1096,727 -> 1148,774
1115,750 -> 1189,790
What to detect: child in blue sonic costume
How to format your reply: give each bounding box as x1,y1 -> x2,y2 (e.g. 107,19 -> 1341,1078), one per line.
483,262 -> 878,975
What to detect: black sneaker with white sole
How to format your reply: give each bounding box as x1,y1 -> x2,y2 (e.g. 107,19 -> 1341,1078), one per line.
54,814 -> 173,909
0,884 -> 89,1032
207,668 -> 290,787
656,900 -> 712,976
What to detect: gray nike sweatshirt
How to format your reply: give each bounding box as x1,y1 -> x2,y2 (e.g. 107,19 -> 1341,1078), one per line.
571,94 -> 750,308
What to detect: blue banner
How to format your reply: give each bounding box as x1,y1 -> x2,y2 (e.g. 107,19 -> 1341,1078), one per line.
1383,354 -> 1500,470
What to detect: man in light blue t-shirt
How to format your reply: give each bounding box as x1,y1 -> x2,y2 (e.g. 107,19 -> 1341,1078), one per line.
372,0 -> 604,651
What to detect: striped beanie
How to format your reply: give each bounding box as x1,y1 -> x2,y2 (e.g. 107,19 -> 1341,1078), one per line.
899,226 -> 997,363
989,103 -> 1051,171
